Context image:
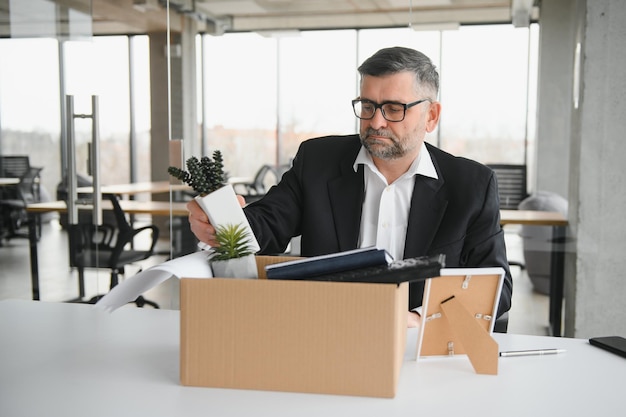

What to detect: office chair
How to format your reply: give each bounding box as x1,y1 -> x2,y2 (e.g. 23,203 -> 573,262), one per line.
487,164 -> 529,210
487,164 -> 529,270
0,166 -> 43,241
232,164 -> 278,203
0,155 -> 32,178
518,191 -> 568,295
68,193 -> 160,307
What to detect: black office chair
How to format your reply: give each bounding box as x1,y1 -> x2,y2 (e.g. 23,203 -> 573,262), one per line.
232,164 -> 278,203
0,155 -> 32,178
0,166 -> 43,241
487,164 -> 529,210
487,164 -> 529,270
68,193 -> 160,307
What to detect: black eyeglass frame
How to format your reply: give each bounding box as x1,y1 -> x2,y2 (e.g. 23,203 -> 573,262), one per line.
351,98 -> 432,122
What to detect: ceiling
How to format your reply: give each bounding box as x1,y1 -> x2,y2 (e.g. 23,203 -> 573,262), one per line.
1,0 -> 538,38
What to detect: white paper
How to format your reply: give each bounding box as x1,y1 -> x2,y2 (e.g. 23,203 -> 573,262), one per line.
95,251 -> 213,313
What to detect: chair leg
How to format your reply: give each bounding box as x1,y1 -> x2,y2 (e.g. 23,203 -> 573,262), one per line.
134,296 -> 160,309
110,270 -> 119,289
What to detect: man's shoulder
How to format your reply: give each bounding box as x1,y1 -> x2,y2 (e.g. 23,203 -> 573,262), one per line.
425,142 -> 490,175
300,134 -> 360,150
295,134 -> 361,165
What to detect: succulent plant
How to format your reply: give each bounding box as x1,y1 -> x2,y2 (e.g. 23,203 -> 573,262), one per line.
168,150 -> 228,196
212,223 -> 255,261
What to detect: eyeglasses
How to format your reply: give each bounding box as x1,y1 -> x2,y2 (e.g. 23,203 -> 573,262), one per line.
351,98 -> 431,122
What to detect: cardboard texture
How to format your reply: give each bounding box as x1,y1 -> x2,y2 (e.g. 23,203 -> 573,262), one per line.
180,256 -> 408,398
416,267 -> 504,375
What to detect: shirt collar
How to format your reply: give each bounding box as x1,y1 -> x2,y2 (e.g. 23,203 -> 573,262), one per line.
353,141 -> 438,180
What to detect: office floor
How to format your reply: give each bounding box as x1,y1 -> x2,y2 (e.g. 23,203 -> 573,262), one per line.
0,218 -> 550,336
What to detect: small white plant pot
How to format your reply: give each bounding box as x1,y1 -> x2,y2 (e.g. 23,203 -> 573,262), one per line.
194,184 -> 260,253
211,254 -> 258,279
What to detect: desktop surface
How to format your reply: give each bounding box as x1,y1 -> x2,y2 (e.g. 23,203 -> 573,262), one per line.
0,299 -> 622,417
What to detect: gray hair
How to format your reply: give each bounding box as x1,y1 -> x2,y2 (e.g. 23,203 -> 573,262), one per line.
357,46 -> 439,98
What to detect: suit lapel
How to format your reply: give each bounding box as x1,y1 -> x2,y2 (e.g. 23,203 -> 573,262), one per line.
328,164 -> 364,251
404,173 -> 448,258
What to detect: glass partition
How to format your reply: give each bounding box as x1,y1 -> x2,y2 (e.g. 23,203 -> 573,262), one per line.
0,1 -> 539,310
0,0 -> 170,307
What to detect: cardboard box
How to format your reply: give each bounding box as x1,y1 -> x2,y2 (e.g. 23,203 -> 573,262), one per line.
180,256 -> 408,398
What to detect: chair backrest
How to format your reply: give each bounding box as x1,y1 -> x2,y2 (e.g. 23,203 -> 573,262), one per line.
68,194 -> 129,269
67,222 -> 116,268
16,167 -> 43,204
251,164 -> 277,194
0,155 -> 31,178
104,192 -> 159,255
69,193 -> 159,269
104,193 -> 130,232
487,164 -> 529,210
276,163 -> 291,180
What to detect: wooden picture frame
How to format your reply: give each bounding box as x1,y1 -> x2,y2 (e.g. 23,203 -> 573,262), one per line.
416,267 -> 505,374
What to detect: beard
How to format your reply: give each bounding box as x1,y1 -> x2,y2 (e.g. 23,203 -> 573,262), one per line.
359,128 -> 412,160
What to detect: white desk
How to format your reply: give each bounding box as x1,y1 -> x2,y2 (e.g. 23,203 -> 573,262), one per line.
0,177 -> 20,186
0,299 -> 623,417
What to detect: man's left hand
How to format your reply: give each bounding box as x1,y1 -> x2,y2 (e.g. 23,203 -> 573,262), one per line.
407,311 -> 421,328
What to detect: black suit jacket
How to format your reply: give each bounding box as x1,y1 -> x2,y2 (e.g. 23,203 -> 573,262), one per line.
244,134 -> 512,317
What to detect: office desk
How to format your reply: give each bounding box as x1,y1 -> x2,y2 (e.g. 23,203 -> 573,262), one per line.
23,204 -> 569,336
27,199 -> 188,217
0,299 -> 622,417
25,200 -> 188,301
76,179 -> 248,196
0,177 -> 20,186
76,180 -> 190,196
500,210 -> 568,337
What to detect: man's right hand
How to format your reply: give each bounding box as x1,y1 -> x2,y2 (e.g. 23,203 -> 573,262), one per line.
186,195 -> 246,247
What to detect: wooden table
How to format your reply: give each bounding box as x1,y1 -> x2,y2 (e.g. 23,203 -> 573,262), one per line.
75,179 -> 249,196
500,209 -> 568,337
76,181 -> 190,196
27,199 -> 188,217
25,200 -> 189,301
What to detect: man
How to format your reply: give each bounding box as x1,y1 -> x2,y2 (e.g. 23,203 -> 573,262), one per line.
187,46 -> 513,327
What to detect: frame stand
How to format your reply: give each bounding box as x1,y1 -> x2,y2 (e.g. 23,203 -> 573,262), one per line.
440,295 -> 499,375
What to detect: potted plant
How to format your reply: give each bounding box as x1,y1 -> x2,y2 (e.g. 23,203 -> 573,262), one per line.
168,151 -> 260,276
210,223 -> 258,279
167,152 -> 228,197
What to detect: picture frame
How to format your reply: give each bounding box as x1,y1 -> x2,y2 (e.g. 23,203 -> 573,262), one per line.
416,267 -> 505,374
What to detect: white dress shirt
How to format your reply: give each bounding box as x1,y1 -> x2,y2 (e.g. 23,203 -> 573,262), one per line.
353,142 -> 438,262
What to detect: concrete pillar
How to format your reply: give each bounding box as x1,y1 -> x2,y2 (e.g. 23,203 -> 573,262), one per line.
565,0 -> 626,337
148,30 -> 183,237
535,0 -> 577,197
536,0 -> 626,337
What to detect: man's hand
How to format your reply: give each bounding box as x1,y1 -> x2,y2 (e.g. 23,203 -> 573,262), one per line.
186,195 -> 246,247
407,311 -> 421,328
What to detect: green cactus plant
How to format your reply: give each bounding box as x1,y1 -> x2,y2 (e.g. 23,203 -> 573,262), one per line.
167,150 -> 228,196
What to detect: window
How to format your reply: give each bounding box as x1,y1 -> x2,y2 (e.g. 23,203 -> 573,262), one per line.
200,24 -> 537,179
0,38 -> 61,196
438,25 -> 537,165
